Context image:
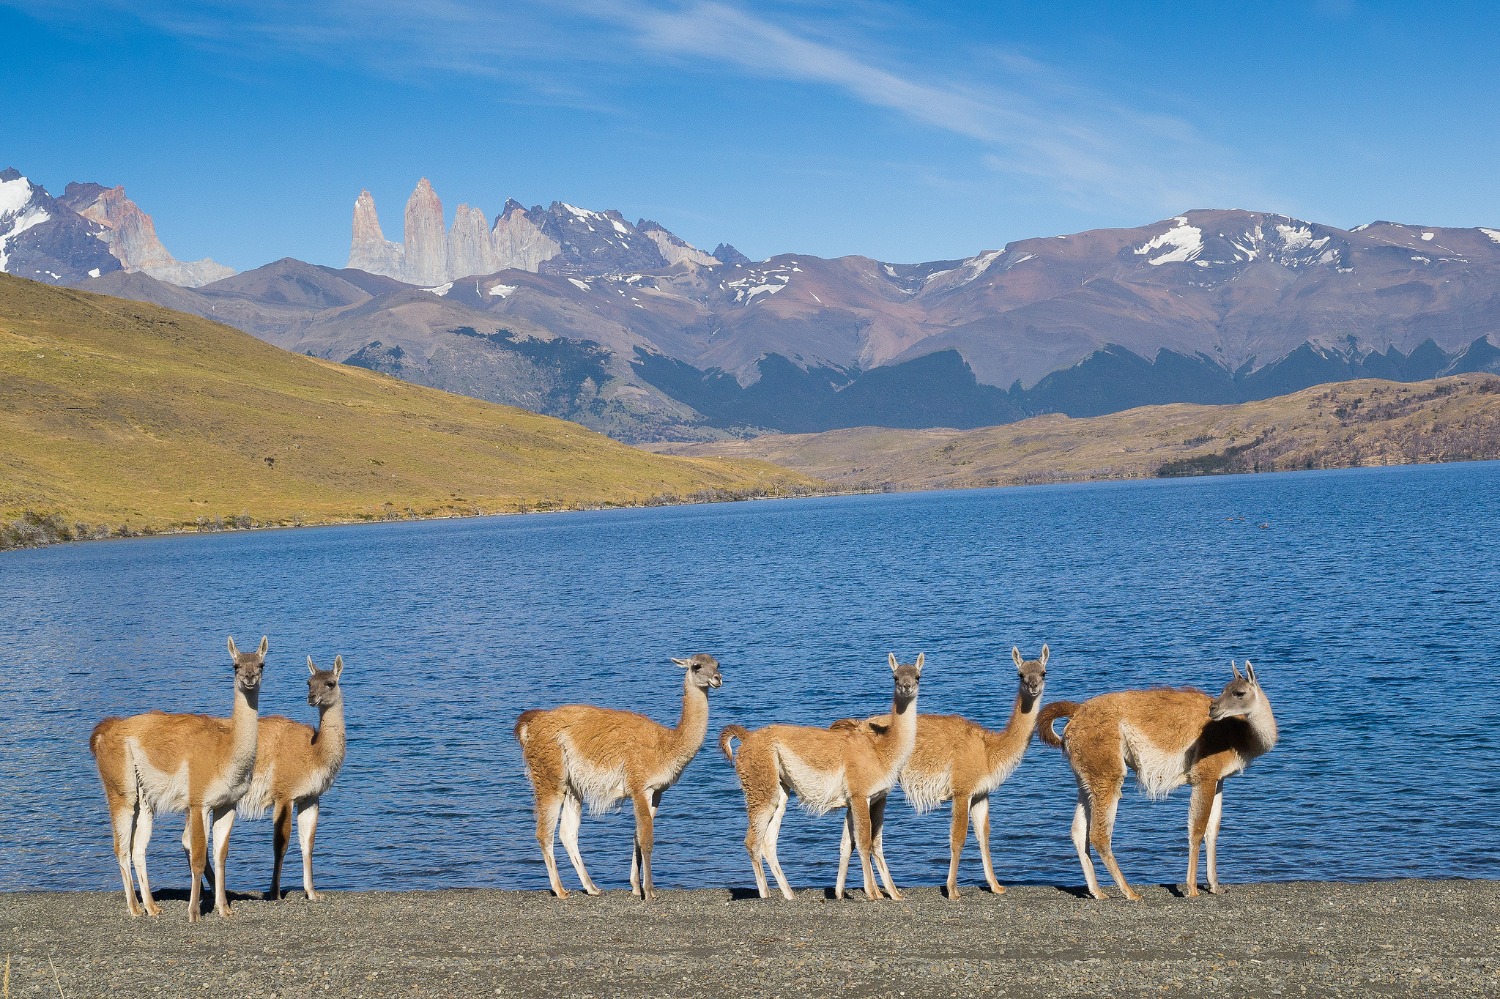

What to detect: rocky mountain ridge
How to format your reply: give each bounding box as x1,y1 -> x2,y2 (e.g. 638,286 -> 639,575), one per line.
19,163 -> 1494,442
347,178 -> 725,285
0,168 -> 232,287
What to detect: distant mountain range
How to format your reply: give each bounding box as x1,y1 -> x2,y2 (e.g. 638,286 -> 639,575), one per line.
7,169 -> 1499,441
0,169 -> 232,287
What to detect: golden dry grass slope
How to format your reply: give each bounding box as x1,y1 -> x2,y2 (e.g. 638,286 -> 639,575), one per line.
0,274 -> 818,539
655,374 -> 1500,490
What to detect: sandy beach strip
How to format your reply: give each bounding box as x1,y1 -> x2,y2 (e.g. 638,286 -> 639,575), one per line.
2,879 -> 1496,998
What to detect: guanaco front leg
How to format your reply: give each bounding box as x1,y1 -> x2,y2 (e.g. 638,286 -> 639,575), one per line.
210,806 -> 236,915
870,796 -> 901,901
631,789 -> 661,901
835,809 -> 854,899
945,795 -> 972,899
296,797 -> 321,900
1186,780 -> 1216,898
848,796 -> 882,900
1205,782 -> 1225,894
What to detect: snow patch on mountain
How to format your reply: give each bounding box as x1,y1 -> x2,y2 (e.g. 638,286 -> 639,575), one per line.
1481,228 -> 1500,246
0,176 -> 49,271
1135,219 -> 1204,265
488,283 -> 518,298
424,282 -> 453,296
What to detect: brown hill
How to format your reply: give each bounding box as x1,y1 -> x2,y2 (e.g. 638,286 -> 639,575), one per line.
651,375 -> 1500,490
0,273 -> 817,548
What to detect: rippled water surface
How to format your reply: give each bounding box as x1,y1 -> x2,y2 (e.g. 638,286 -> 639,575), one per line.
3,462 -> 1499,895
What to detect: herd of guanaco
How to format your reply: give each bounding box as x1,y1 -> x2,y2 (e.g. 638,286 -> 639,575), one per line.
92,638 -> 1277,920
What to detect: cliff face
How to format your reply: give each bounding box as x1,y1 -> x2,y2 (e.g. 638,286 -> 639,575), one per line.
1,169 -> 232,288
491,201 -> 561,272
348,189 -> 404,277
403,178 -> 449,286
60,182 -> 233,287
447,204 -> 495,279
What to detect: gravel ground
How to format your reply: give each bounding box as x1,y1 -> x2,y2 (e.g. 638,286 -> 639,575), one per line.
2,880 -> 1496,998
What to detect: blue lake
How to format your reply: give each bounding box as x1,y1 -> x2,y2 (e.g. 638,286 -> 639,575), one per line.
2,462 -> 1498,895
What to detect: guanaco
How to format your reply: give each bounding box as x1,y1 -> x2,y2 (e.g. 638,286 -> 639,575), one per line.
836,645 -> 1047,898
721,653 -> 922,900
90,636 -> 267,921
1038,660 -> 1277,900
515,653 -> 723,900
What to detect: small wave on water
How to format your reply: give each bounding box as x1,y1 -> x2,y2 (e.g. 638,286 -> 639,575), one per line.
1,461 -> 1498,893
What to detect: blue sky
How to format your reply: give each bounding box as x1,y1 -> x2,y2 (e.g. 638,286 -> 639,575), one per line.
4,1 -> 1497,270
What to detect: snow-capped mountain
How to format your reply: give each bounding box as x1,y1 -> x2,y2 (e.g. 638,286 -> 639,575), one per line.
0,169 -> 232,287
0,169 -> 119,284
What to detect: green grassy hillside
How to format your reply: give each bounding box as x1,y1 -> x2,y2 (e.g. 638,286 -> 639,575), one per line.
0,274 -> 818,546
654,374 -> 1500,490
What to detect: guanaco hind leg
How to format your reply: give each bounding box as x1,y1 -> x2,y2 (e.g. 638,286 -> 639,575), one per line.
970,795 -> 1004,894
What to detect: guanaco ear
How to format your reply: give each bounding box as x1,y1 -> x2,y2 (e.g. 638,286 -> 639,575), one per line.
1244,660 -> 1257,685
1011,647 -> 1024,668
1039,644 -> 1050,667
672,657 -> 692,669
256,635 -> 268,657
333,655 -> 344,680
307,656 -> 318,675
1231,659 -> 1243,679
227,635 -> 240,658
888,652 -> 899,672
914,652 -> 924,672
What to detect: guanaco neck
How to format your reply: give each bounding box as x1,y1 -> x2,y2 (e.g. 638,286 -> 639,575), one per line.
877,689 -> 919,768
228,681 -> 261,778
667,674 -> 711,766
983,686 -> 1042,773
1240,692 -> 1279,761
313,693 -> 348,770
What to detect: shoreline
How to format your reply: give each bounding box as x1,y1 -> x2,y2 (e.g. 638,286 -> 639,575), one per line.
3,879 -> 1495,997
9,456 -> 1499,557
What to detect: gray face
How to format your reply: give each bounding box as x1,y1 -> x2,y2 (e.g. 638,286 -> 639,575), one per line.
229,635 -> 267,692
233,652 -> 265,692
890,652 -> 924,704
1012,644 -> 1049,699
307,655 -> 344,707
308,671 -> 340,707
1209,676 -> 1257,721
677,653 -> 722,689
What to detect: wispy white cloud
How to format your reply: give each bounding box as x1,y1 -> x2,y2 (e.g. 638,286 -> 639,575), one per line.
4,0 -> 1274,213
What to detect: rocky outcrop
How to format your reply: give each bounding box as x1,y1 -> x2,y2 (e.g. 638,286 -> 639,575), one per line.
348,189 -> 404,277
491,200 -> 562,272
403,178 -> 448,286
0,169 -> 121,284
58,181 -> 233,287
713,243 -> 752,266
344,180 -> 724,283
447,204 -> 495,279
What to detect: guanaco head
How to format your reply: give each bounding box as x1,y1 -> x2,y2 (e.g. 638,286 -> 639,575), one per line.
1011,644 -> 1049,700
307,655 -> 344,708
673,653 -> 722,690
227,635 -> 267,692
888,652 -> 923,708
1209,660 -> 1262,721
